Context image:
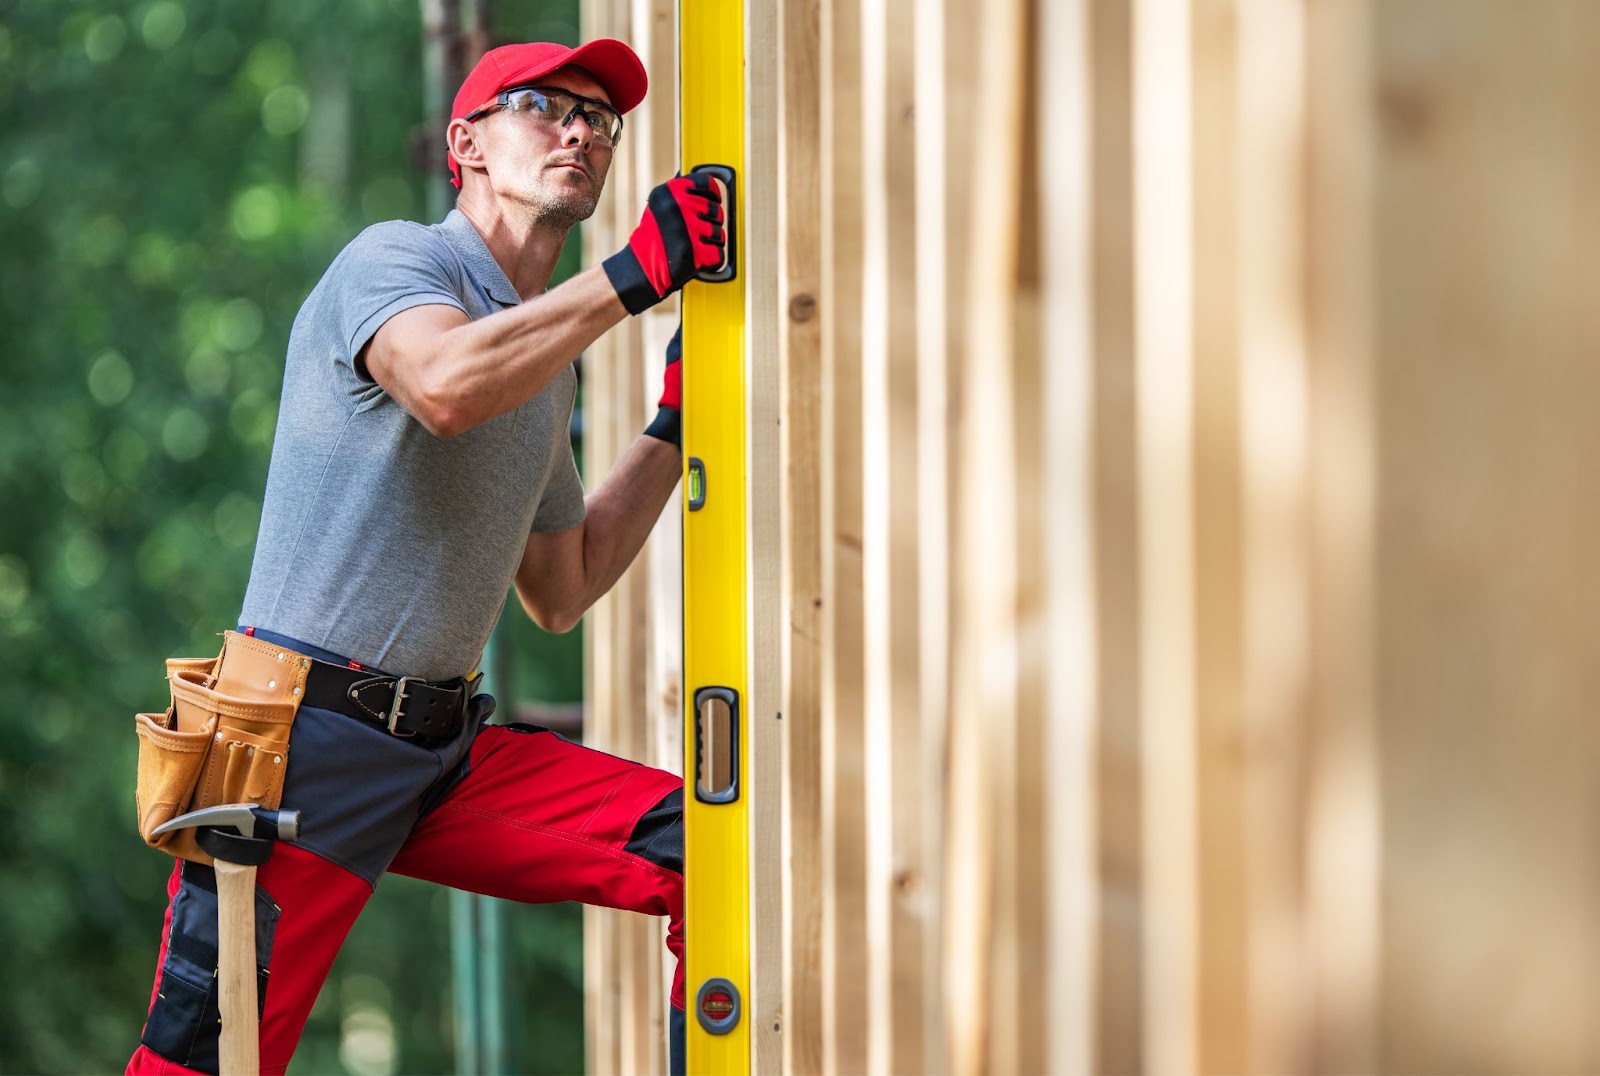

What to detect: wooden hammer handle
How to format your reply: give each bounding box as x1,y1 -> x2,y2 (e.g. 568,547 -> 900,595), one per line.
213,859 -> 261,1075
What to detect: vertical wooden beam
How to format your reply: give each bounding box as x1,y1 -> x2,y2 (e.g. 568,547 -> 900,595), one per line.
1236,3 -> 1313,1071
628,2 -> 680,1068
1131,0 -> 1199,1072
860,0 -> 924,1070
1036,2 -> 1099,1073
1086,3 -> 1145,1071
909,0 -> 972,1068
819,0 -> 869,1066
582,0 -> 624,1058
1370,3 -> 1600,1070
1005,2 -> 1048,1068
1188,2 -> 1249,1073
635,0 -> 683,823
943,0 -> 1029,1067
609,0 -> 652,1052
1304,1 -> 1379,1070
742,0 -> 785,1070
777,0 -> 825,1070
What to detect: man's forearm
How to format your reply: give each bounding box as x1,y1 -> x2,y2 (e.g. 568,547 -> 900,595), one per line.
427,266 -> 627,434
575,434 -> 682,610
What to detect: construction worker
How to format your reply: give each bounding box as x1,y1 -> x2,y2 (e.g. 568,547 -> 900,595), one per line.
127,38 -> 720,1075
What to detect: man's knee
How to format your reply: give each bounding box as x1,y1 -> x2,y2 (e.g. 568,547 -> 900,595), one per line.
136,863 -> 280,1075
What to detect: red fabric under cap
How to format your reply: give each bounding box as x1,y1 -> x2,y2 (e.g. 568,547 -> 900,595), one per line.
448,39 -> 647,187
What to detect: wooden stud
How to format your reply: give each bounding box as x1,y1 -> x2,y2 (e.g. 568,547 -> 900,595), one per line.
1188,2 -> 1250,1073
1368,3 -> 1600,1070
743,0 -> 785,1070
1036,2 -> 1099,1072
1005,0 -> 1048,1068
777,0 -> 825,1070
1236,3 -> 1314,1071
1130,1 -> 1199,1073
859,0 -> 925,1069
1083,3 -> 1147,1070
1305,1 -> 1379,1070
908,0 -> 971,1069
819,0 -> 869,1066
943,0 -> 1028,1068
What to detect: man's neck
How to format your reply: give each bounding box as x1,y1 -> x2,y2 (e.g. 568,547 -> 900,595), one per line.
454,193 -> 569,301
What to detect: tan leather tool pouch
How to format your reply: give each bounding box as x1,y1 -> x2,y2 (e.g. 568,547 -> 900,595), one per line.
134,631 -> 309,864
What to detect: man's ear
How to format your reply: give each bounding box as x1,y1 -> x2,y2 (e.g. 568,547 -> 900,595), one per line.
447,118 -> 486,179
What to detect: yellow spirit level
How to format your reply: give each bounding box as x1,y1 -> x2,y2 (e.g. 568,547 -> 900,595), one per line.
679,1 -> 749,1073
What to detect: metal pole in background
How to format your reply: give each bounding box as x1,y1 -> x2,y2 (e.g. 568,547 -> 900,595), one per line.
421,2 -> 510,1072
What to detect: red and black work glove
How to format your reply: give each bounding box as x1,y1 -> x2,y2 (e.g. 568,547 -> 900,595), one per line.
604,174 -> 726,315
644,323 -> 683,447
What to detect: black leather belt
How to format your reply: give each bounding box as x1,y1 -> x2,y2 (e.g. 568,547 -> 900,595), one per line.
301,659 -> 485,742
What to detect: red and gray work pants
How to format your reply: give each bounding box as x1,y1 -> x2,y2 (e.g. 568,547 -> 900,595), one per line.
125,629 -> 684,1075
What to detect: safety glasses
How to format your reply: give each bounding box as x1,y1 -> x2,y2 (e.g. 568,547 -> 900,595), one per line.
465,84 -> 624,147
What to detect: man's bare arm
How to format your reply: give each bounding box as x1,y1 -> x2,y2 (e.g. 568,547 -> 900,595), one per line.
514,435 -> 681,633
365,264 -> 625,438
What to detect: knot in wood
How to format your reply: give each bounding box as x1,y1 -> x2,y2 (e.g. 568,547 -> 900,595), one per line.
788,293 -> 818,323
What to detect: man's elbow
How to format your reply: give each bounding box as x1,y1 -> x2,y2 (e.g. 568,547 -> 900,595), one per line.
535,608 -> 583,635
412,389 -> 473,439
519,593 -> 583,635
410,358 -> 480,438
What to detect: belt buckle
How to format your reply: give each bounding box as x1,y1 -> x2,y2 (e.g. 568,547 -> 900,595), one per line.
386,676 -> 416,737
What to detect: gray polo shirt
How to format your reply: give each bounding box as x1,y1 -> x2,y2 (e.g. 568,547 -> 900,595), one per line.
238,209 -> 587,680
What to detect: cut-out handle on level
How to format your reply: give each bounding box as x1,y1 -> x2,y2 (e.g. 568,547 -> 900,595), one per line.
693,687 -> 739,804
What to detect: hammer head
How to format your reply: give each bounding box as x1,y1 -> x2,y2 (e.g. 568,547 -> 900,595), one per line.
150,802 -> 300,842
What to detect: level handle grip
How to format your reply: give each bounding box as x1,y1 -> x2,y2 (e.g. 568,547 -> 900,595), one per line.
693,687 -> 740,804
690,164 -> 737,283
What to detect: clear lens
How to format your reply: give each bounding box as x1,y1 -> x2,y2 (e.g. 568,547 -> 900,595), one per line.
503,87 -> 620,145
575,106 -> 621,143
505,88 -> 558,116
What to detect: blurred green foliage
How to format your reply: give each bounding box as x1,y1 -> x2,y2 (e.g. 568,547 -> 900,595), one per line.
0,1 -> 593,1072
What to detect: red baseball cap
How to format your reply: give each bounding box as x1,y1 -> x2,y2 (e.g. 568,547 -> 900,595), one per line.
449,39 -> 648,187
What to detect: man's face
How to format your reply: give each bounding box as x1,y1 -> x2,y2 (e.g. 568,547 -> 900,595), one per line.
471,67 -> 615,227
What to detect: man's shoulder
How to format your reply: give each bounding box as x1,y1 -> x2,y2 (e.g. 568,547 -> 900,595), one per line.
336,218 -> 453,265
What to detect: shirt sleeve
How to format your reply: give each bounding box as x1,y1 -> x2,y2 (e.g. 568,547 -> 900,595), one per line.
326,221 -> 467,375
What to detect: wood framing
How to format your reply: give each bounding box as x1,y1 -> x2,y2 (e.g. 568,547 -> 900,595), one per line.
570,2 -> 1600,1073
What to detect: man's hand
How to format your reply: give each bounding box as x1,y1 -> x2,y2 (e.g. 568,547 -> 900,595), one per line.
644,323 -> 682,447
603,176 -> 725,315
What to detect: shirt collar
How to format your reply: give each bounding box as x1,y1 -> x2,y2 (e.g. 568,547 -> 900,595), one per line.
436,209 -> 521,307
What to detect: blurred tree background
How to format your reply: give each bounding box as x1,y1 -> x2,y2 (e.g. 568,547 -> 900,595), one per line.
0,0 -> 596,1071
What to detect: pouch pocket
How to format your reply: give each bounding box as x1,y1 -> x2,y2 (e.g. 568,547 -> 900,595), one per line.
197,727 -> 289,812
169,668 -> 296,743
134,711 -> 212,851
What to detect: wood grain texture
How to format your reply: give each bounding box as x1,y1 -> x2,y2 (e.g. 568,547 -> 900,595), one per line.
777,0 -> 825,1071
818,0 -> 870,1069
859,0 -> 925,1069
1371,3 -> 1600,1070
743,0 -> 785,1070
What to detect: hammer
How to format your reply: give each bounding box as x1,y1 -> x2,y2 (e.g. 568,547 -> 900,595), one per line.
151,803 -> 301,1075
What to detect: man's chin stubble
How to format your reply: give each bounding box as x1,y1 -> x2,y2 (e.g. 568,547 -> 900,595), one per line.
533,189 -> 600,230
